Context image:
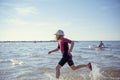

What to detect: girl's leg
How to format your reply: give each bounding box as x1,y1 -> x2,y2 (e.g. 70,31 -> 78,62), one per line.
56,64 -> 62,79
70,64 -> 87,70
70,63 -> 92,71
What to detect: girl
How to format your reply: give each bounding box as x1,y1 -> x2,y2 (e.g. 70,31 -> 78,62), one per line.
48,30 -> 92,79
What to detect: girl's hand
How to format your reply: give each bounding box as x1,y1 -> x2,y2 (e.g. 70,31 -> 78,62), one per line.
48,51 -> 52,54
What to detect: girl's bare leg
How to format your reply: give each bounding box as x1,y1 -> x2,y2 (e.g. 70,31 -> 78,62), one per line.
56,64 -> 62,79
70,64 -> 87,70
70,63 -> 92,71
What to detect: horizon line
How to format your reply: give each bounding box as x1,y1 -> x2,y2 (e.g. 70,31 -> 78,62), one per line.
0,40 -> 120,42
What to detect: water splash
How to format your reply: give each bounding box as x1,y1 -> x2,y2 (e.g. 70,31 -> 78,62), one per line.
89,64 -> 102,80
45,73 -> 57,80
10,58 -> 23,65
0,58 -> 23,65
44,64 -> 103,80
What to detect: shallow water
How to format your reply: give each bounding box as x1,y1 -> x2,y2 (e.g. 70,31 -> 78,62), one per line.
0,41 -> 120,80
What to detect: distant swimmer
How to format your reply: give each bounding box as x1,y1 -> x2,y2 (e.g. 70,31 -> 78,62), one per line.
98,41 -> 104,48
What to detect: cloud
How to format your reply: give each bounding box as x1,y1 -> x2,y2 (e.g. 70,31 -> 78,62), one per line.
0,1 -> 38,17
15,7 -> 38,16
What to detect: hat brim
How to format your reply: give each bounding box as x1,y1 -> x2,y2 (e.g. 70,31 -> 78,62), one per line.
54,33 -> 64,36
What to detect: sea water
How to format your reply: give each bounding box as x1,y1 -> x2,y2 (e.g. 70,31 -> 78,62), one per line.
0,41 -> 120,80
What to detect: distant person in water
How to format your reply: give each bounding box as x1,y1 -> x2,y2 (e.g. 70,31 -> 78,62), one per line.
48,30 -> 92,79
98,41 -> 104,48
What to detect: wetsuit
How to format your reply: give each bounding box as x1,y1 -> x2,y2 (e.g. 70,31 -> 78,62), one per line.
58,38 -> 74,66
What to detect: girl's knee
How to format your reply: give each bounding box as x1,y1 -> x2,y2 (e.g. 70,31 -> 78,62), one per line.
56,65 -> 61,70
70,66 -> 76,70
56,66 -> 59,70
71,67 -> 76,70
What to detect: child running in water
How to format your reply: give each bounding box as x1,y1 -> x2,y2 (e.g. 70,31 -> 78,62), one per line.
48,30 -> 92,79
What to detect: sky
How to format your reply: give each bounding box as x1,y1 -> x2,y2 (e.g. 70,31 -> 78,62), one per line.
0,0 -> 120,41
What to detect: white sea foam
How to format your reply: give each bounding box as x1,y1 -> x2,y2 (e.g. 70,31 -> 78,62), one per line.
10,58 -> 23,65
25,53 -> 33,57
45,73 -> 56,80
89,64 -> 103,80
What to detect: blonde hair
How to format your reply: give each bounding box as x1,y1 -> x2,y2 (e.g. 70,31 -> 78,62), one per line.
56,35 -> 64,41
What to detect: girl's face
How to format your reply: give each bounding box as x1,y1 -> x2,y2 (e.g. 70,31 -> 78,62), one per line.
55,35 -> 63,41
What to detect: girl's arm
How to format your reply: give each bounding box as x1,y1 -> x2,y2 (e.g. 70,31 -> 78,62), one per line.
68,41 -> 74,53
48,48 -> 59,54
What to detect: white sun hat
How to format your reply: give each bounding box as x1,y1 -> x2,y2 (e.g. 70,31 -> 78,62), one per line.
54,30 -> 64,36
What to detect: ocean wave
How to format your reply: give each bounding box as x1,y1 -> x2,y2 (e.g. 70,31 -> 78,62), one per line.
0,58 -> 23,65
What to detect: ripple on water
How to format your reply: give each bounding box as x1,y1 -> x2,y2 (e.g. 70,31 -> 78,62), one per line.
101,67 -> 120,80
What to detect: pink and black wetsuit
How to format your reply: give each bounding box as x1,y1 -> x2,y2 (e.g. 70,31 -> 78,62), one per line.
58,38 -> 74,66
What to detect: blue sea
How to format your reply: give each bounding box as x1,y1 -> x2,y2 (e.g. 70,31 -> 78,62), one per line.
0,41 -> 120,80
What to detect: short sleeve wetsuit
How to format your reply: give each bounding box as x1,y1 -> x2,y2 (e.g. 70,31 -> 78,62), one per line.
58,38 -> 74,66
